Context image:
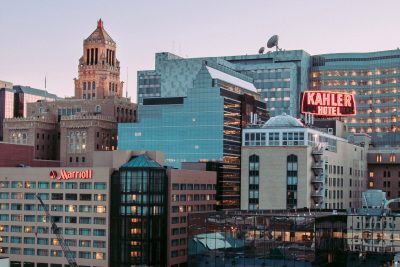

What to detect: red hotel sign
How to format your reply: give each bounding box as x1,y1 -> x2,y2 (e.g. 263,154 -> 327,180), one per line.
301,91 -> 356,117
50,169 -> 93,180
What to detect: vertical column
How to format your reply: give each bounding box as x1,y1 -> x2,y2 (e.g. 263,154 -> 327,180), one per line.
86,49 -> 90,65
112,51 -> 115,66
90,48 -> 94,65
95,48 -> 98,65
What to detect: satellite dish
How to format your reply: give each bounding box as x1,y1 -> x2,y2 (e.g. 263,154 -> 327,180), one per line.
267,35 -> 279,51
258,47 -> 265,54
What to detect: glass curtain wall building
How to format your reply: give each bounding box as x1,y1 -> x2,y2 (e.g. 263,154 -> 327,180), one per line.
120,61 -> 267,210
223,50 -> 311,117
110,154 -> 168,266
310,49 -> 400,146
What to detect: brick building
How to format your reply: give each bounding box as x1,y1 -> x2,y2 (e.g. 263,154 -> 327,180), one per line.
3,20 -> 136,167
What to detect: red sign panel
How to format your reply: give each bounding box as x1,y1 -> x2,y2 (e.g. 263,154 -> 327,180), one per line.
50,169 -> 93,180
301,91 -> 356,117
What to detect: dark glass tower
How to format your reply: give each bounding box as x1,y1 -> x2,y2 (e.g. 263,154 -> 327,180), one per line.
110,154 -> 167,266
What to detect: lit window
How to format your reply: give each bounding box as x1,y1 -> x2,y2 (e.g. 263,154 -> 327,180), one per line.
369,181 -> 374,188
369,172 -> 374,178
376,154 -> 382,163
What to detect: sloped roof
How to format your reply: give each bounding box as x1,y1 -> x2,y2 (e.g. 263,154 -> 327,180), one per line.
206,66 -> 257,92
121,154 -> 162,168
13,85 -> 59,99
85,19 -> 115,43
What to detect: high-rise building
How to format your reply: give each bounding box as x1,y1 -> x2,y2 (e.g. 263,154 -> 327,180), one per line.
310,50 -> 400,147
3,20 -> 136,166
223,50 -> 311,117
120,60 -> 268,210
74,19 -> 123,99
138,51 -> 310,117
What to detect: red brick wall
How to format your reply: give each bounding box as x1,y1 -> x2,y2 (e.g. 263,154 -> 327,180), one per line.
0,143 -> 60,167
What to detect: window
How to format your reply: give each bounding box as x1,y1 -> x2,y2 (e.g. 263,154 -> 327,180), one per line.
38,182 -> 49,189
287,154 -> 298,209
248,154 -> 260,210
94,182 -> 106,190
369,171 -> 374,178
93,229 -> 105,236
66,193 -> 77,200
93,217 -> 106,225
79,240 -> 91,247
79,217 -> 91,224
80,182 -> 92,190
79,205 -> 92,213
377,154 -> 382,163
80,194 -> 91,201
79,228 -> 91,236
51,193 -> 63,200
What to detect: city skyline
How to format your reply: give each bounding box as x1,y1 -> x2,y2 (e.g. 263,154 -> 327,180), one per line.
2,0 -> 400,101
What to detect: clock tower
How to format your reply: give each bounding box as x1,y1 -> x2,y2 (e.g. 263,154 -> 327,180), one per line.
74,19 -> 123,99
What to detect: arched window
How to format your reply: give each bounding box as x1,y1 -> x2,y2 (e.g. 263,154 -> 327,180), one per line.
112,83 -> 115,92
83,82 -> 86,91
287,154 -> 298,209
88,82 -> 91,91
248,154 -> 260,210
115,84 -> 118,93
92,81 -> 96,90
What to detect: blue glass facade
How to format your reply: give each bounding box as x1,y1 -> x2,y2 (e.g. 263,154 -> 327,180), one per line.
310,49 -> 400,146
120,86 -> 225,167
120,61 -> 267,209
138,51 -> 311,117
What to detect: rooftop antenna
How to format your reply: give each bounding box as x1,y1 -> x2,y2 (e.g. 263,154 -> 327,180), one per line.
267,35 -> 280,51
258,47 -> 265,54
44,74 -> 48,101
126,67 -> 128,98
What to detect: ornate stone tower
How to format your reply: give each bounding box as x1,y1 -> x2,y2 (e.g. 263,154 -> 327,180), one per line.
74,19 -> 123,99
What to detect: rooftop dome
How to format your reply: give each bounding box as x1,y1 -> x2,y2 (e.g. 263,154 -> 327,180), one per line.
263,113 -> 304,128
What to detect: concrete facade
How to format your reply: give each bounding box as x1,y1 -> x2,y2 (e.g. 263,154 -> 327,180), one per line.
0,167 -> 111,267
167,168 -> 216,267
241,114 -> 368,210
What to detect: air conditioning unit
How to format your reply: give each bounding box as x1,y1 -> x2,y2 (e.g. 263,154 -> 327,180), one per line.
328,128 -> 334,134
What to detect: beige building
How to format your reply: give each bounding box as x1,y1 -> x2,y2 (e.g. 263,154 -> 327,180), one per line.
0,166 -> 111,267
3,19 -> 136,167
241,114 -> 369,210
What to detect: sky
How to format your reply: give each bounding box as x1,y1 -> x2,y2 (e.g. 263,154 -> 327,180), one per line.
1,0 -> 400,101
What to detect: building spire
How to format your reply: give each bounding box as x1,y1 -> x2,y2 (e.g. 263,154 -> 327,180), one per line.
97,18 -> 103,29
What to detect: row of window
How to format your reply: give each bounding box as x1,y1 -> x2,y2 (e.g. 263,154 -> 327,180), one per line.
369,170 -> 400,178
1,247 -> 105,259
0,211 -> 106,222
0,238 -> 105,248
171,194 -> 214,202
0,225 -> 105,236
171,183 -> 215,191
171,204 -> 215,213
0,181 -> 106,190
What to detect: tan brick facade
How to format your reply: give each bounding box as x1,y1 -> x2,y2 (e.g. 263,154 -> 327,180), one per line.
74,19 -> 123,99
3,20 -> 137,167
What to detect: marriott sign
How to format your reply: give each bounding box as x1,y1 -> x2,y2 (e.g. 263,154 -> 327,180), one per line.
49,169 -> 93,180
301,91 -> 356,117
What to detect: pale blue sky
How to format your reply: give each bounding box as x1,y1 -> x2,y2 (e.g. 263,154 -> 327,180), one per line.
1,0 -> 400,101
